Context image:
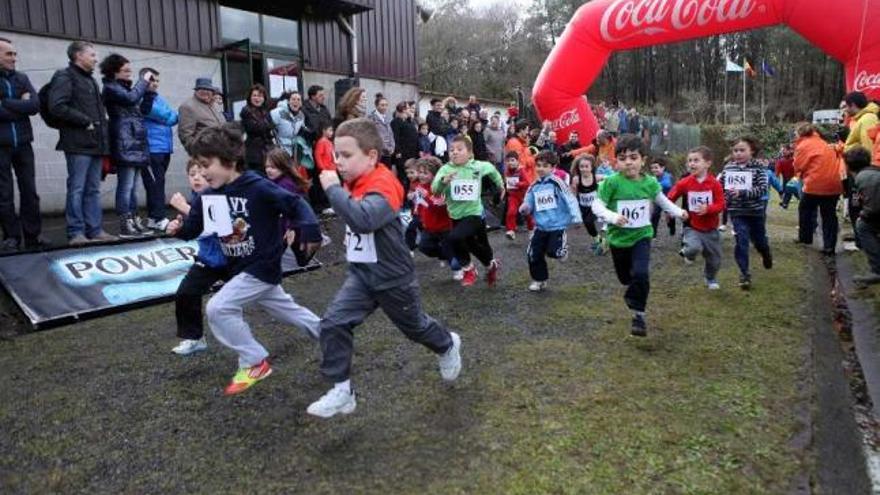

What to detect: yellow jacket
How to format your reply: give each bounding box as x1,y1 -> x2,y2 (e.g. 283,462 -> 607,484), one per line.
845,102 -> 880,152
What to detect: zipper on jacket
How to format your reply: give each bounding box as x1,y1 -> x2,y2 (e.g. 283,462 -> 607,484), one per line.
3,78 -> 17,148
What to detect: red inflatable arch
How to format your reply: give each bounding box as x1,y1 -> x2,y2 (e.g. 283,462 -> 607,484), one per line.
532,0 -> 880,143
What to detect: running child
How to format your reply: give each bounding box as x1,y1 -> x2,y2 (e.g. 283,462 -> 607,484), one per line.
591,134 -> 688,337
503,150 -> 534,240
570,154 -> 602,252
314,122 -> 337,172
165,124 -> 323,395
666,146 -> 725,290
433,135 -> 505,287
649,156 -> 677,237
519,150 -> 581,292
265,147 -> 318,269
404,158 -> 424,252
415,156 -> 461,278
168,158 -> 226,355
308,118 -> 461,418
718,137 -> 772,290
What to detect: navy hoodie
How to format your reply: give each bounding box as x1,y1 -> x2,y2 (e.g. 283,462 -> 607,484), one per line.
177,171 -> 321,284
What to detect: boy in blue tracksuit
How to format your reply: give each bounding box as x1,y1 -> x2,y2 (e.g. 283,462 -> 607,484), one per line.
519,150 -> 581,292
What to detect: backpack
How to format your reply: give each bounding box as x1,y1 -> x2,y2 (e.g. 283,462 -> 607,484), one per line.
38,71 -> 65,129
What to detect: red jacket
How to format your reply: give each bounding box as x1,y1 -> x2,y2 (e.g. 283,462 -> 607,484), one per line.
667,173 -> 725,232
315,136 -> 336,172
775,157 -> 794,181
504,167 -> 531,198
420,190 -> 453,234
409,182 -> 430,216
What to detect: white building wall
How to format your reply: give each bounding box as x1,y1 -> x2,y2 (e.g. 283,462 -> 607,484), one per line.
2,32 -> 221,213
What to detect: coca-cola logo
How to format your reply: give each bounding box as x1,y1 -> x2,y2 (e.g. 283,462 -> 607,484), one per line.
600,0 -> 761,43
551,109 -> 580,130
855,71 -> 880,92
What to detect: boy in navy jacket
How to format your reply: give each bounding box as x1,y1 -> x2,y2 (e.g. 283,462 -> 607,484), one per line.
166,124 -> 323,395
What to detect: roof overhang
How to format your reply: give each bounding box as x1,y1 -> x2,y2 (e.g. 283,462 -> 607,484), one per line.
219,0 -> 373,19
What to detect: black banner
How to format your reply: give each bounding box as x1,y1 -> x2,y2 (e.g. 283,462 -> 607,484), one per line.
0,238 -> 321,330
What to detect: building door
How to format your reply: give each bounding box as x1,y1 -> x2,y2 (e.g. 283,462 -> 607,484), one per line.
220,38 -> 257,119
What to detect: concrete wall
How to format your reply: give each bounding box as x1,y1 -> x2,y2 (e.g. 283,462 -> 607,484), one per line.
2,31 -> 222,213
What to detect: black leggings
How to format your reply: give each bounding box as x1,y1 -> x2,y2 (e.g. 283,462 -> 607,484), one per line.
579,206 -> 598,237
448,216 -> 494,267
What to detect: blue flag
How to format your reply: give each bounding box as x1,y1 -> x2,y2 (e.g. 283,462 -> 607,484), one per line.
761,60 -> 776,77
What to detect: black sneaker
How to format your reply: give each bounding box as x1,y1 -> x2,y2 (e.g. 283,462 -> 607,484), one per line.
760,248 -> 773,269
739,274 -> 752,290
630,314 -> 647,337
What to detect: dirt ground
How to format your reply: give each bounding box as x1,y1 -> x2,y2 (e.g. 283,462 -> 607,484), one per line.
0,208 -> 871,494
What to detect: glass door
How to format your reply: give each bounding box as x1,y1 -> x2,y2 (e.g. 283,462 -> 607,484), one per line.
220,38 -> 254,120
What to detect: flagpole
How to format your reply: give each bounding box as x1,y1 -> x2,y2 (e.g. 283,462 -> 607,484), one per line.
742,59 -> 747,124
724,66 -> 728,124
761,61 -> 766,124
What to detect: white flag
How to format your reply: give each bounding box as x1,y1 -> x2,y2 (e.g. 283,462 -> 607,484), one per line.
725,59 -> 744,72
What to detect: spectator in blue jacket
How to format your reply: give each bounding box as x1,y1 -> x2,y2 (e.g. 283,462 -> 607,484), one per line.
139,67 -> 177,231
0,37 -> 44,253
100,53 -> 155,238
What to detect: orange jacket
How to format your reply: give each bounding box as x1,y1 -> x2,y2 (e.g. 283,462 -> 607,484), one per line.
505,137 -> 536,184
596,139 -> 617,168
794,134 -> 844,195
868,125 -> 880,165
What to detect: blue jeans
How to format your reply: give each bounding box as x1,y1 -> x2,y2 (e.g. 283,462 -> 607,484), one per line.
142,153 -> 169,220
115,165 -> 140,216
65,153 -> 103,238
731,215 -> 770,276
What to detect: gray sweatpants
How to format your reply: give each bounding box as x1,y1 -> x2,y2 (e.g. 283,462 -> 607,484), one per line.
319,275 -> 453,382
206,272 -> 321,368
681,227 -> 722,281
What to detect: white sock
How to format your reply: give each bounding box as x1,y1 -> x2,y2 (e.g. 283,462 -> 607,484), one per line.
634,311 -> 646,318
334,380 -> 351,393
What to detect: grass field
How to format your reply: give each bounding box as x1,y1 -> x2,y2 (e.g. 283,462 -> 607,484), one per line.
0,206 -> 831,493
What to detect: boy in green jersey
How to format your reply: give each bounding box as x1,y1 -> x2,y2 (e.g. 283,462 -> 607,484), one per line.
432,135 -> 505,287
591,135 -> 689,337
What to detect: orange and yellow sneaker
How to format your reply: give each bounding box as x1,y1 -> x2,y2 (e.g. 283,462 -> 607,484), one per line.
223,359 -> 273,396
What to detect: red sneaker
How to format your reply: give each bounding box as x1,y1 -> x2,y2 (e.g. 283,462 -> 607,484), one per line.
486,259 -> 501,287
461,265 -> 478,287
223,359 -> 273,395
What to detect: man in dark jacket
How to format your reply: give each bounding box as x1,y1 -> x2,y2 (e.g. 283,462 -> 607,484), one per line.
48,41 -> 115,245
0,37 -> 44,252
302,85 -> 332,145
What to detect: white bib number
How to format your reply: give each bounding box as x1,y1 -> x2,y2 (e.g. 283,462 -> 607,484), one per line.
201,194 -> 233,236
450,179 -> 480,201
617,199 -> 650,229
534,189 -> 557,212
687,191 -> 713,212
345,226 -> 377,263
724,171 -> 752,191
578,192 -> 596,207
505,176 -> 520,189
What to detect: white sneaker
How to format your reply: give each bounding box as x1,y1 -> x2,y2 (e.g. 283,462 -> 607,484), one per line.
452,269 -> 464,281
307,386 -> 357,418
410,250 -> 415,258
321,207 -> 336,216
706,280 -> 721,290
321,233 -> 332,247
718,225 -> 727,232
505,230 -> 515,240
171,338 -> 207,355
146,218 -> 170,231
439,260 -> 447,268
843,241 -> 860,252
528,281 -> 547,292
438,332 -> 462,381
